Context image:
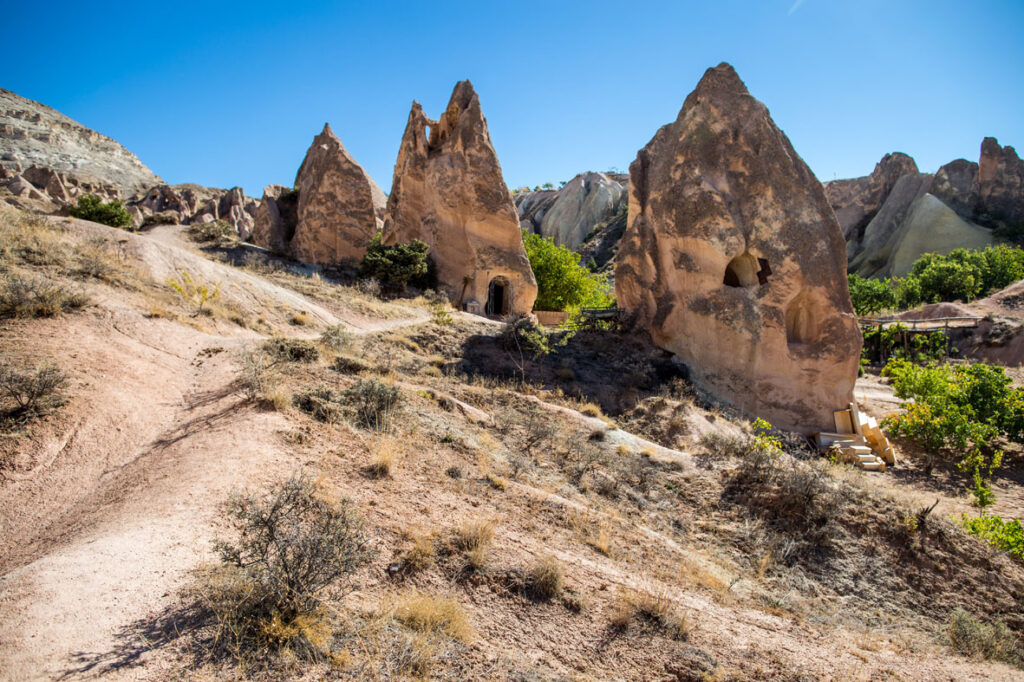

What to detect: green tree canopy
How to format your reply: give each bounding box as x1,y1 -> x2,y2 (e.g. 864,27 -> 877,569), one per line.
68,194 -> 132,228
522,231 -> 613,311
358,234 -> 429,289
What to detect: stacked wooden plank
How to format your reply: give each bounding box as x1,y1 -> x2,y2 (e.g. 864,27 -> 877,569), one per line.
812,402 -> 896,471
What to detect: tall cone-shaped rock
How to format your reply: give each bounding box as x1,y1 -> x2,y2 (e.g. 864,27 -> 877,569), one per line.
615,63 -> 861,433
289,123 -> 384,265
382,81 -> 537,314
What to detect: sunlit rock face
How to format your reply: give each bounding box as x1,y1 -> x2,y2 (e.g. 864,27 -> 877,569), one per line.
291,123 -> 385,265
615,63 -> 862,433
382,80 -> 537,315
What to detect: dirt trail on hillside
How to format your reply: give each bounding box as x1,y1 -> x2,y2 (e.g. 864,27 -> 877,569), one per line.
0,223 -> 434,680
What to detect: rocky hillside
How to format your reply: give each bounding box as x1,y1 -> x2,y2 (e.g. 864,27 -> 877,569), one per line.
2,206 -> 1024,680
0,89 -> 161,196
828,138 -> 1024,278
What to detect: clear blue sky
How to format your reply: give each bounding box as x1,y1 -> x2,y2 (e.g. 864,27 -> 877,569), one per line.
3,0 -> 1022,197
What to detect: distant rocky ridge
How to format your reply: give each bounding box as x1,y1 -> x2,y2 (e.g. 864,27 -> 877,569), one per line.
1,88 -> 161,196
828,138 -> 1024,278
0,87 -> 260,239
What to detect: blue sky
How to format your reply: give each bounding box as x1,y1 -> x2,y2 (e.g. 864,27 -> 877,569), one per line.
3,0 -> 1022,197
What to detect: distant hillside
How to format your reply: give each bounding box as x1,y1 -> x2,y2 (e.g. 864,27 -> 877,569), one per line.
0,88 -> 161,196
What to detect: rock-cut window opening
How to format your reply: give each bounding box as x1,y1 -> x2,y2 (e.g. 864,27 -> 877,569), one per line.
723,252 -> 771,288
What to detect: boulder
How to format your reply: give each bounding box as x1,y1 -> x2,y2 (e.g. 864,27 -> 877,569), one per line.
251,185 -> 298,254
515,172 -> 626,249
823,152 -> 918,241
7,175 -> 46,201
382,80 -> 537,315
977,137 -> 1024,227
931,158 -> 979,220
615,63 -> 861,434
290,123 -> 382,265
848,172 -> 933,277
888,194 -> 993,276
22,166 -> 70,203
218,186 -> 254,240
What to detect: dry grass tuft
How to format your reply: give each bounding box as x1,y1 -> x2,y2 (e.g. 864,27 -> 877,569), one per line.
947,608 -> 1022,667
526,555 -> 564,600
580,402 -> 603,418
369,437 -> 400,479
394,592 -> 473,643
610,587 -> 689,640
401,530 -> 436,572
453,518 -> 496,571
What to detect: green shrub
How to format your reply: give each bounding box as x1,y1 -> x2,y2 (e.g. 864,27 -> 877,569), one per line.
343,379 -> 401,431
208,474 -> 371,660
960,514 -> 1024,562
141,212 -> 178,227
882,359 -> 1021,503
848,274 -> 897,316
849,246 -> 1024,314
68,194 -> 133,228
523,231 -> 614,311
358,234 -> 430,290
0,275 -> 89,318
293,386 -> 344,423
861,323 -> 948,365
0,362 -> 68,420
188,219 -> 236,243
263,337 -> 319,363
947,608 -> 1021,667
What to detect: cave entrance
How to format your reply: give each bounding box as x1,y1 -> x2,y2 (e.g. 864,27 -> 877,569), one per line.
486,277 -> 509,316
724,252 -> 771,288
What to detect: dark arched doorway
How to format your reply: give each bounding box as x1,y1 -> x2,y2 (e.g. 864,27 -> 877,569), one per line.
486,277 -> 509,316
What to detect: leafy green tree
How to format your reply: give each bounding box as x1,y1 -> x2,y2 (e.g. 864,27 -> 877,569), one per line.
358,233 -> 429,291
848,274 -> 897,316
882,359 -> 1017,505
68,194 -> 133,228
980,244 -> 1024,292
522,231 -> 613,311
911,251 -> 983,303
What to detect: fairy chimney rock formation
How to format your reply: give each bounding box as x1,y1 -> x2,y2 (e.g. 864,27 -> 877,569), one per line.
615,63 -> 862,433
382,80 -> 537,315
288,123 -> 384,265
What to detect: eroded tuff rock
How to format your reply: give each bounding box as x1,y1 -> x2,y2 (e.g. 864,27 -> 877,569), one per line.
615,63 -> 861,433
977,137 -> 1024,227
515,172 -> 627,250
823,152 -> 917,241
290,123 -> 384,265
251,184 -> 298,254
131,183 -> 257,235
249,125 -> 384,265
0,88 -> 161,196
382,80 -> 537,314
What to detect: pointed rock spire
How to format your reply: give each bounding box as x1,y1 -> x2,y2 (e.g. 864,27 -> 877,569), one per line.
382,80 -> 537,314
615,62 -> 861,433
